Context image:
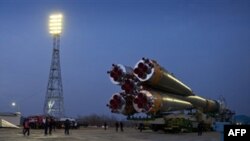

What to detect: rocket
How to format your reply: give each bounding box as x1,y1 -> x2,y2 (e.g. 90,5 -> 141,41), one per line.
107,58 -> 223,116
133,58 -> 194,96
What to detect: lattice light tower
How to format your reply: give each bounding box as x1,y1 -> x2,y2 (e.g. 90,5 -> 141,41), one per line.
44,14 -> 65,118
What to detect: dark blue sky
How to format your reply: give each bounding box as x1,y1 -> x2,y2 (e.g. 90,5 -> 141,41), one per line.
0,0 -> 250,118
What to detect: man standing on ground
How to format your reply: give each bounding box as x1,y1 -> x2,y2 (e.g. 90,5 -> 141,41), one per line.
115,121 -> 119,132
23,118 -> 30,136
197,121 -> 204,136
64,119 -> 70,135
44,117 -> 49,135
120,121 -> 123,132
104,122 -> 107,130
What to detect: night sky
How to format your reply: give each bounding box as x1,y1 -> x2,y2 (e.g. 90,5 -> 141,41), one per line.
0,0 -> 250,118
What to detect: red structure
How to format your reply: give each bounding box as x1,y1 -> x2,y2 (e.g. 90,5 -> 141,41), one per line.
27,115 -> 46,129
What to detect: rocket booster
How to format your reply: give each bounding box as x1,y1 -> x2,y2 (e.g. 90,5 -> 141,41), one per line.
133,90 -> 193,114
132,90 -> 221,114
107,91 -> 220,116
107,64 -> 134,85
108,64 -> 139,94
133,58 -> 194,96
107,93 -> 137,115
107,94 -> 125,113
123,94 -> 137,115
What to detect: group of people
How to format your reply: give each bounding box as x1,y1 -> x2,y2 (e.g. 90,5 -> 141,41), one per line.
22,117 -> 71,136
115,121 -> 123,132
23,119 -> 204,136
103,121 -> 124,132
44,117 -> 56,135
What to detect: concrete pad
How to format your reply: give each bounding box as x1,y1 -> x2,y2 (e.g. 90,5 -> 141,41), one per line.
0,127 -> 220,141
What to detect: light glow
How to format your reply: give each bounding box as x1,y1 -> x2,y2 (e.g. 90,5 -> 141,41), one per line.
11,102 -> 16,107
49,14 -> 63,35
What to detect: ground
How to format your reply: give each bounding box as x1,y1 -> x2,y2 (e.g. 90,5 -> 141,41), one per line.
0,127 -> 220,141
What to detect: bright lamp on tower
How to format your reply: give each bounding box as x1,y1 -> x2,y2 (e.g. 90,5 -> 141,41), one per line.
49,14 -> 63,35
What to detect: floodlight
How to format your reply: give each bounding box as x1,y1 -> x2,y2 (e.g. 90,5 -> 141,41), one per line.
49,14 -> 63,35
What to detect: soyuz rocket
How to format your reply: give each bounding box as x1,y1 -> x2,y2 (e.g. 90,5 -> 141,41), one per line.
107,58 -> 223,116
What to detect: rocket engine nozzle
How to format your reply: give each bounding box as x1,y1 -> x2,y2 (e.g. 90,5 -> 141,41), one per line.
121,79 -> 136,94
107,94 -> 125,113
133,92 -> 153,113
133,58 -> 154,81
108,64 -> 133,85
123,94 -> 137,115
107,93 -> 137,115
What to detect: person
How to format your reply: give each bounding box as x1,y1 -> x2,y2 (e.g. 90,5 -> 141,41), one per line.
139,123 -> 144,132
44,117 -> 49,135
197,121 -> 203,136
64,119 -> 70,135
104,122 -> 107,130
74,122 -> 78,129
48,117 -> 53,135
120,121 -> 123,132
115,121 -> 119,132
23,119 -> 30,136
52,118 -> 56,131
